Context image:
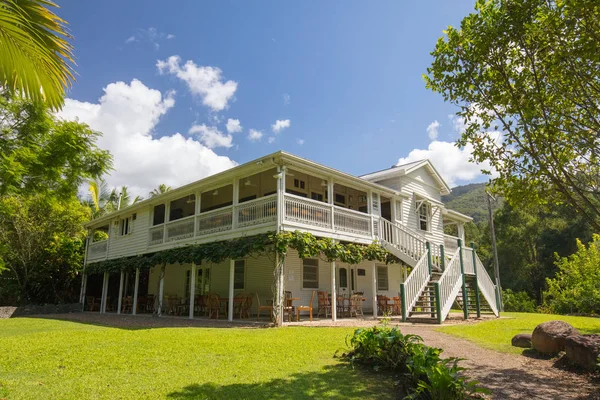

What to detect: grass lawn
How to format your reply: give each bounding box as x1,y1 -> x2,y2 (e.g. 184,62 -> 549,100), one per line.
0,318 -> 393,400
438,312 -> 600,354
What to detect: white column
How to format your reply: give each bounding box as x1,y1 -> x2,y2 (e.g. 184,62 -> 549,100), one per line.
100,272 -> 109,313
228,259 -> 235,322
117,271 -> 124,314
458,223 -> 466,242
372,263 -> 378,318
331,260 -> 337,321
132,268 -> 140,315
327,178 -> 335,230
275,253 -> 284,326
81,274 -> 88,307
189,263 -> 197,319
158,267 -> 165,317
232,179 -> 239,229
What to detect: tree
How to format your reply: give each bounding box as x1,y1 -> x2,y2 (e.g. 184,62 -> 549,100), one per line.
0,0 -> 75,110
425,0 -> 600,231
0,193 -> 89,303
150,184 -> 172,197
0,93 -> 112,198
85,180 -> 143,218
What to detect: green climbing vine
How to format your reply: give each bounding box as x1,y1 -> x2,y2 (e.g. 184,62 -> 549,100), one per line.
84,230 -> 399,275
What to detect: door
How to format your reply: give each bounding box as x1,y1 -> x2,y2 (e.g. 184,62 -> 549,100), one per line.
196,267 -> 211,295
339,267 -> 359,295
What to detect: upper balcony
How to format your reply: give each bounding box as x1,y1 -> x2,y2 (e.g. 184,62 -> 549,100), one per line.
85,154 -> 405,263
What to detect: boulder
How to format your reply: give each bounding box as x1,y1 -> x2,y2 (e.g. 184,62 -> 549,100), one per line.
565,334 -> 600,371
531,320 -> 579,354
511,333 -> 532,348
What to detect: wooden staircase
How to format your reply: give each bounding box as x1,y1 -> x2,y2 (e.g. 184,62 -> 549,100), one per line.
454,276 -> 495,316
406,272 -> 441,323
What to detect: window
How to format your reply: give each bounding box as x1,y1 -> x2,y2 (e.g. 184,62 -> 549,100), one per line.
119,217 -> 132,236
310,192 -> 324,202
234,260 -> 245,290
417,201 -> 430,231
339,267 -> 348,288
302,259 -> 319,289
153,204 -> 165,226
293,179 -> 305,189
357,268 -> 366,276
377,266 -> 389,291
334,193 -> 346,205
395,200 -> 403,222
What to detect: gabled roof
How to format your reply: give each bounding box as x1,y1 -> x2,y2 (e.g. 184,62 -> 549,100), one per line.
360,159 -> 452,196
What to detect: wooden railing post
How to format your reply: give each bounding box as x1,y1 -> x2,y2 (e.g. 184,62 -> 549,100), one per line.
400,283 -> 407,322
471,242 -> 481,318
458,239 -> 469,319
434,282 -> 442,324
426,242 -> 432,274
439,244 -> 445,272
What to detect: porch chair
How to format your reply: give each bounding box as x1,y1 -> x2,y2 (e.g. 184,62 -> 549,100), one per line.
86,296 -> 97,312
145,294 -> 155,313
317,291 -> 331,318
243,294 -> 253,319
256,293 -> 273,321
377,295 -> 391,315
337,294 -> 348,318
233,292 -> 247,318
207,294 -> 221,319
392,296 -> 402,316
296,290 -> 316,322
349,294 -> 364,318
283,291 -> 295,322
121,296 -> 133,314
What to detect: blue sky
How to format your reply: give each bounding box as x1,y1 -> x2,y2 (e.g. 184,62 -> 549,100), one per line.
57,1 -> 489,196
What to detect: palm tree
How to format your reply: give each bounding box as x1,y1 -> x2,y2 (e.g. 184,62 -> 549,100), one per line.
0,0 -> 75,110
107,186 -> 143,212
85,179 -> 143,218
150,184 -> 172,198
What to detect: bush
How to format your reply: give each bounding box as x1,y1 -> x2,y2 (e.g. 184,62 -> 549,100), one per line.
544,235 -> 600,316
502,289 -> 536,313
340,326 -> 488,399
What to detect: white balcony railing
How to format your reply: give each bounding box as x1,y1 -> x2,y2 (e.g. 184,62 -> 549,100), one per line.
166,215 -> 195,242
149,226 -> 164,246
444,234 -> 459,252
284,194 -> 331,228
333,207 -> 371,237
197,206 -> 233,236
88,240 -> 108,259
237,194 -> 277,228
461,246 -> 476,275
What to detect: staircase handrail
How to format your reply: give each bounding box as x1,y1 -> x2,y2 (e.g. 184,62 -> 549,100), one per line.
378,218 -> 427,263
403,250 -> 431,314
435,250 -> 463,322
475,256 -> 499,316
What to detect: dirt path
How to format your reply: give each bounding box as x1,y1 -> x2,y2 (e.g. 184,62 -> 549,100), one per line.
29,313 -> 600,399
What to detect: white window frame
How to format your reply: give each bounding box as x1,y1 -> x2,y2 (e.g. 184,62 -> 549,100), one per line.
302,258 -> 319,289
416,199 -> 431,232
234,260 -> 245,290
395,200 -> 403,223
377,266 -> 389,291
119,216 -> 132,236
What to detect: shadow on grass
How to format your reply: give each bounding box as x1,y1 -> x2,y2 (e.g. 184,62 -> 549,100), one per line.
166,364 -> 394,400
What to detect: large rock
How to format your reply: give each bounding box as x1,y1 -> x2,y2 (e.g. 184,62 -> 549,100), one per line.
512,333 -> 532,348
565,334 -> 600,371
531,320 -> 579,354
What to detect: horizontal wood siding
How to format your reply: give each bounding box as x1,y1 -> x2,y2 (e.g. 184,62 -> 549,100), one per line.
107,207 -> 151,260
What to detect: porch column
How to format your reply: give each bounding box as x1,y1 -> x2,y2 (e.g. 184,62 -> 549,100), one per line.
331,260 -> 337,321
327,178 -> 335,230
228,259 -> 235,322
117,271 -> 124,314
81,274 -> 88,309
372,263 -> 377,318
457,223 -> 465,243
100,271 -> 109,313
232,179 -> 239,229
275,253 -> 284,326
189,263 -> 197,319
132,268 -> 140,315
158,266 -> 165,317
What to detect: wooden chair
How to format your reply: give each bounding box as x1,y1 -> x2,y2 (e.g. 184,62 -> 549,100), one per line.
349,294 -> 364,318
121,296 -> 133,314
317,291 -> 331,318
377,295 -> 390,315
296,290 -> 316,322
283,291 -> 295,322
243,294 -> 253,319
145,294 -> 155,313
256,293 -> 273,320
337,295 -> 348,318
233,292 -> 247,318
207,294 -> 221,319
392,296 -> 402,315
86,296 -> 97,312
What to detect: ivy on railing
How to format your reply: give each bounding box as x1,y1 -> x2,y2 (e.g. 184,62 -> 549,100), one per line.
85,230 -> 399,275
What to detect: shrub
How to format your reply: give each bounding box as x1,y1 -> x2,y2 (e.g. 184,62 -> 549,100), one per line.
341,326 -> 488,399
502,289 -> 536,313
544,235 -> 600,316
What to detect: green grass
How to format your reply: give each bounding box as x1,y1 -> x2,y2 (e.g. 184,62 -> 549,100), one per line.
438,312 -> 600,354
0,318 -> 393,400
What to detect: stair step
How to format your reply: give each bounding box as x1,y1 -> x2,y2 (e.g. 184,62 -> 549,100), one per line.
406,317 -> 439,324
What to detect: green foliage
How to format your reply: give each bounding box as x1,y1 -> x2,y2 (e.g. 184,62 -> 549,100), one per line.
85,179 -> 143,218
0,0 -> 75,110
86,230 -> 398,275
426,0 -> 600,231
442,183 -> 501,225
502,289 -> 536,313
0,93 -> 112,199
341,326 -> 487,399
544,235 -> 600,315
0,193 -> 89,304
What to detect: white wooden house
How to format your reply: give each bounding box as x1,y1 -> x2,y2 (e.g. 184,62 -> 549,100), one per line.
81,151 -> 499,324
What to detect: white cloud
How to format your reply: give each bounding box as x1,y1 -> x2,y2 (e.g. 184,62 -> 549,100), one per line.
296,138 -> 304,145
397,140 -> 497,187
157,56 -> 237,112
248,129 -> 263,142
57,79 -> 237,197
267,136 -> 276,144
124,27 -> 175,49
271,119 -> 290,133
283,93 -> 291,105
426,120 -> 440,140
188,124 -> 233,149
225,118 -> 242,133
